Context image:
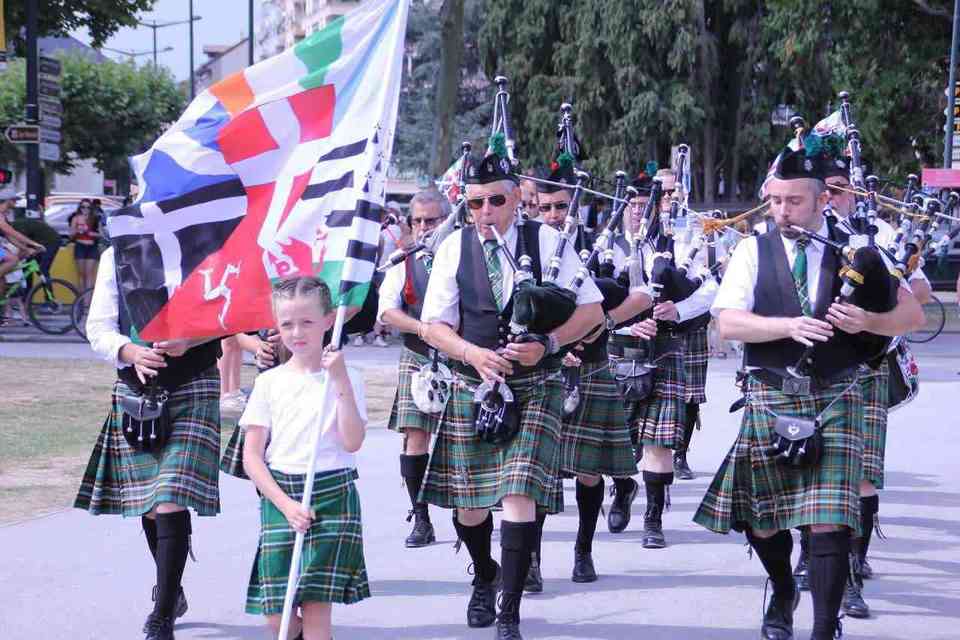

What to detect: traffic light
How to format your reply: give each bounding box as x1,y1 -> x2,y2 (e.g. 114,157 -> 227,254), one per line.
0,168 -> 12,185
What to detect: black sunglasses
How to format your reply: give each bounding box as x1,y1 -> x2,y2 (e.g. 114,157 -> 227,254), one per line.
466,194 -> 508,210
538,202 -> 569,213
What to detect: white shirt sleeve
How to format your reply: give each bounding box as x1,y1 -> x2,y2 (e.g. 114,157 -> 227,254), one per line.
538,225 -> 604,305
711,236 -> 758,314
85,247 -> 132,368
239,372 -> 273,431
676,279 -> 720,321
376,261 -> 406,324
420,230 -> 462,328
346,366 -> 368,425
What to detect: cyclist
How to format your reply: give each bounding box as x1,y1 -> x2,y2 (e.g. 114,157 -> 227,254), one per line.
0,191 -> 44,301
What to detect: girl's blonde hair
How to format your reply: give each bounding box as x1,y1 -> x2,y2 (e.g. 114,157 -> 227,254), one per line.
271,276 -> 333,316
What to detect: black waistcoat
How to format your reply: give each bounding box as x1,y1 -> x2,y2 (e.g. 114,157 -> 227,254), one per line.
744,219 -> 863,378
401,254 -> 432,356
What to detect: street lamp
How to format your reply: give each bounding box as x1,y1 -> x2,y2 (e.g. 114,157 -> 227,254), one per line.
100,45 -> 173,61
136,15 -> 202,68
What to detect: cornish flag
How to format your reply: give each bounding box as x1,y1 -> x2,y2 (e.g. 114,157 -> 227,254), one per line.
109,0 -> 410,340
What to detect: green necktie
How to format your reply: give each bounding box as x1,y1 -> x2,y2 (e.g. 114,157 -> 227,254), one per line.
483,239 -> 504,310
792,236 -> 812,316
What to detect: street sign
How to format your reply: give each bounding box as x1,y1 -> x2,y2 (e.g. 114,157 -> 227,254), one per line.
39,113 -> 62,129
38,143 -> 60,162
922,168 -> 960,188
5,125 -> 40,144
39,128 -> 61,144
38,97 -> 62,117
38,78 -> 61,98
39,56 -> 62,77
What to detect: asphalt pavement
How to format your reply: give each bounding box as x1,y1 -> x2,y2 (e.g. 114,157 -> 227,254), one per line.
2,344 -> 959,639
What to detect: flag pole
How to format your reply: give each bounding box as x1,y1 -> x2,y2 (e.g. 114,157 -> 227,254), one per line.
278,303 -> 349,640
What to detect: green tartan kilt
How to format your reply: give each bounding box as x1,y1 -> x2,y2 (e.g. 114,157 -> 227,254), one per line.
387,347 -> 441,435
246,468 -> 369,614
220,421 -> 247,480
693,375 -> 864,535
683,327 -> 709,404
421,366 -> 565,514
74,368 -> 221,517
860,361 -> 889,490
561,361 -> 637,478
624,337 -> 687,450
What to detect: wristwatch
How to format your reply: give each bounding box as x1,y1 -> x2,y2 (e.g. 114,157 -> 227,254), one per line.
604,313 -> 616,331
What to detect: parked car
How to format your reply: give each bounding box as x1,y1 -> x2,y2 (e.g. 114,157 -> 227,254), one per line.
14,193 -> 124,239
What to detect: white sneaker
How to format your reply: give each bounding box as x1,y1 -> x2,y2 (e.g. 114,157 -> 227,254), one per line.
351,335 -> 365,347
373,335 -> 389,347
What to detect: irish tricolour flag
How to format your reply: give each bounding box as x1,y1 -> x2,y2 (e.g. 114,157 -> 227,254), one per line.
108,0 -> 409,340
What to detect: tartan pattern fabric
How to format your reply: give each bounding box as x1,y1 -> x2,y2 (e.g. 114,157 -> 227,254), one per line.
421,366 -> 565,513
683,326 -> 709,404
561,361 -> 637,478
245,468 -> 369,614
220,420 -> 248,480
387,347 -> 442,435
74,368 -> 221,517
483,240 -> 504,310
793,237 -> 812,316
860,360 -> 890,490
624,336 -> 688,450
693,375 -> 864,535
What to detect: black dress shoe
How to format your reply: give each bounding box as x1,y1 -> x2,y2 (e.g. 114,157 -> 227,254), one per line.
761,583 -> 799,640
144,587 -> 188,633
523,553 -> 543,593
641,507 -> 666,549
144,615 -> 175,640
606,478 -> 638,534
860,557 -> 874,579
793,553 -> 810,592
467,561 -> 501,628
495,592 -> 523,640
571,549 -> 597,583
405,510 -> 436,548
842,576 -> 870,618
673,451 -> 694,480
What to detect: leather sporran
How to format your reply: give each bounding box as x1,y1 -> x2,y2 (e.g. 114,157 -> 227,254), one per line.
473,381 -> 521,445
118,382 -> 171,454
561,366 -> 581,416
614,360 -> 654,402
770,415 -> 824,468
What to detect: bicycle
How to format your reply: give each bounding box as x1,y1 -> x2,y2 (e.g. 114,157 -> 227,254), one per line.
71,287 -> 94,341
0,256 -> 79,334
906,293 -> 946,344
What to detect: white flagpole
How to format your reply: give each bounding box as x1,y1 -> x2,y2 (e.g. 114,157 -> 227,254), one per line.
278,304 -> 349,640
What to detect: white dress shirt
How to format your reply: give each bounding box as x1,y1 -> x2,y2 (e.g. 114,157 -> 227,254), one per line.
86,247 -> 133,368
421,221 -> 604,329
834,214 -> 928,285
376,251 -> 431,324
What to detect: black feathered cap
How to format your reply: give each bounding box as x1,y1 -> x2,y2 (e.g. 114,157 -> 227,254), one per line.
772,146 -> 826,182
630,173 -> 653,195
536,162 -> 575,194
465,152 -> 517,185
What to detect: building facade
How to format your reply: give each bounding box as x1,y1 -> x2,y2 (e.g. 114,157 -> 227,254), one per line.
193,39 -> 250,95
256,0 -> 365,61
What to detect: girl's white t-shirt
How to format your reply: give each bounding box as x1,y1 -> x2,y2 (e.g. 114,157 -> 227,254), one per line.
239,363 -> 367,475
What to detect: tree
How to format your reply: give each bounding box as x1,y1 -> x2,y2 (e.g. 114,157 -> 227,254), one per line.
5,0 -> 157,50
430,0 -> 465,176
0,53 -> 186,185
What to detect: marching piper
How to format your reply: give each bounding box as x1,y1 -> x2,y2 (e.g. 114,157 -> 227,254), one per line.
693,146 -> 923,640
419,150 -> 603,640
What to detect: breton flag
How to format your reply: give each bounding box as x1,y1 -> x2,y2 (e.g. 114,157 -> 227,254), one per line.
109,0 -> 410,340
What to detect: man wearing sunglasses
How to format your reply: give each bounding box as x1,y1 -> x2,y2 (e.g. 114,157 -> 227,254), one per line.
519,177 -> 540,220
418,152 -> 603,640
378,188 -> 451,550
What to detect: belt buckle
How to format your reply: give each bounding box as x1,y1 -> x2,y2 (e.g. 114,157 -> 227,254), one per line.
782,376 -> 811,396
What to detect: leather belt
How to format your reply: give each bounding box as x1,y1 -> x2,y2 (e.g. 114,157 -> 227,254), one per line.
452,355 -> 562,381
749,367 -> 858,396
402,334 -> 431,358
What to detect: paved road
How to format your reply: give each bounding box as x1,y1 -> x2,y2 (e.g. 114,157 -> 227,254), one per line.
3,352 -> 959,640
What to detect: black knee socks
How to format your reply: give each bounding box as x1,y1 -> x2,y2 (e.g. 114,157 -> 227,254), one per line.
154,511 -> 191,619
400,453 -> 430,520
679,402 -> 699,453
142,515 -> 158,561
500,521 -> 538,596
746,529 -> 795,598
643,471 -> 673,517
613,476 -> 635,496
454,512 -> 497,582
575,479 -> 605,553
809,531 -> 850,639
533,509 -> 546,561
860,494 -> 879,560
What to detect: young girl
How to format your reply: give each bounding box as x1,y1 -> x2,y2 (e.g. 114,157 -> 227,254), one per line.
240,276 -> 370,640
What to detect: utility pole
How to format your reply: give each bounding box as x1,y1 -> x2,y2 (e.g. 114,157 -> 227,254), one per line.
189,0 -> 195,100
25,0 -> 40,218
249,0 -> 255,65
945,0 -> 960,168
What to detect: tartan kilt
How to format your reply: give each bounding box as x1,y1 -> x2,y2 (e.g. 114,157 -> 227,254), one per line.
683,327 -> 709,404
387,347 -> 441,435
220,422 -> 247,480
561,361 -> 637,478
693,375 -> 864,535
421,365 -> 565,514
860,361 -> 890,490
624,337 -> 687,450
246,468 -> 369,614
74,368 -> 221,517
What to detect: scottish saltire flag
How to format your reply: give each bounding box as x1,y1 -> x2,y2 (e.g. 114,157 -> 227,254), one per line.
109,0 -> 410,340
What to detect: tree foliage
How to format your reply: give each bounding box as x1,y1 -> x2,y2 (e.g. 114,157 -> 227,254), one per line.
0,53 -> 186,181
4,0 -> 157,50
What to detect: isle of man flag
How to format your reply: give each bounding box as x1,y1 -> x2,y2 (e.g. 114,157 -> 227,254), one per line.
109,0 -> 409,340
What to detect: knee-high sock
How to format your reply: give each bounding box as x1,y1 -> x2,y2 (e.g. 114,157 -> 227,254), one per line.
533,509 -> 546,561
678,402 -> 699,453
745,529 -> 795,598
453,512 -> 496,582
860,494 -> 879,560
642,471 -> 673,517
798,527 -> 810,561
500,520 -> 537,597
613,476 -> 635,496
575,479 -> 605,553
400,453 -> 430,519
154,510 -> 191,619
142,515 -> 158,562
809,531 -> 850,639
